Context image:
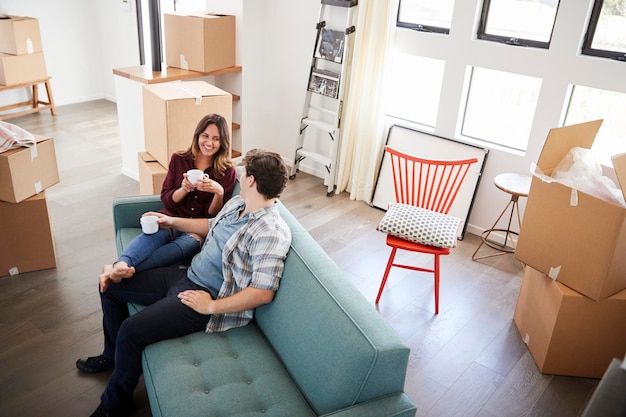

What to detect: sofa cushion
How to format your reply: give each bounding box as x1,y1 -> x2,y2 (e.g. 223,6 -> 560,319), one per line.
254,203 -> 410,415
142,323 -> 316,417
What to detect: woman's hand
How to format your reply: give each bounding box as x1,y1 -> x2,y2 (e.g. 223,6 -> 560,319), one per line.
178,290 -> 213,315
180,173 -> 196,193
194,177 -> 224,196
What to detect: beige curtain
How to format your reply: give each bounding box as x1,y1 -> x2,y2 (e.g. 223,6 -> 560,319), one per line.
335,0 -> 398,201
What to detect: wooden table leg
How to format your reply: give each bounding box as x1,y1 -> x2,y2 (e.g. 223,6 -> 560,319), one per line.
32,84 -> 39,110
44,79 -> 56,116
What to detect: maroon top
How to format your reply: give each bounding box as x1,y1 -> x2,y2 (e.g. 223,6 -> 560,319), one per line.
160,153 -> 237,218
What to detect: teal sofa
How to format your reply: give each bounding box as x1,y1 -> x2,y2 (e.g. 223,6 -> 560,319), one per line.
112,193 -> 417,417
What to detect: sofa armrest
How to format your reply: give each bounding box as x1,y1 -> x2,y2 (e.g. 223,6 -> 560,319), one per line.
113,195 -> 164,255
113,194 -> 164,230
321,393 -> 416,417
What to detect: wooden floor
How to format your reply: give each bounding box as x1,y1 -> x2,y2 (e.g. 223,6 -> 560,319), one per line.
0,100 -> 598,417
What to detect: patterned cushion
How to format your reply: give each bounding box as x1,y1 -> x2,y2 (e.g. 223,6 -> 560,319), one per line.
377,203 -> 463,248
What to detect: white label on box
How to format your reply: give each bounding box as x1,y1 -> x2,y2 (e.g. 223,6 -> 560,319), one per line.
548,265 -> 561,280
26,38 -> 34,54
30,144 -> 38,160
34,181 -> 42,193
9,267 -> 19,276
524,333 -> 530,344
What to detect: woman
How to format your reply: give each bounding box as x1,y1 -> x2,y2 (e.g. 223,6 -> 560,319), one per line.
103,113 -> 237,283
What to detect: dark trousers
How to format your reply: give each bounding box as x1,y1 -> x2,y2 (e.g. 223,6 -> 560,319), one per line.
99,266 -> 210,411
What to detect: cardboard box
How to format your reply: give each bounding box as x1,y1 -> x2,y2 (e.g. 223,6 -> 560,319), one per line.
515,120 -> 626,301
0,191 -> 56,277
514,266 -> 626,378
0,52 -> 47,85
142,81 -> 232,168
164,12 -> 236,73
0,135 -> 59,203
0,15 -> 43,55
138,151 -> 167,195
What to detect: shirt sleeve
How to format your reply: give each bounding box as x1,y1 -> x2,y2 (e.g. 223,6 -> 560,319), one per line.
161,154 -> 189,210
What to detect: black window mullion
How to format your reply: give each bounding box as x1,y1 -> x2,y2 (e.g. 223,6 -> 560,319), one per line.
582,0 -> 626,61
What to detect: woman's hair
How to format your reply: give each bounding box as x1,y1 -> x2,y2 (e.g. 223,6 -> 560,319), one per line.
242,149 -> 289,199
177,113 -> 232,179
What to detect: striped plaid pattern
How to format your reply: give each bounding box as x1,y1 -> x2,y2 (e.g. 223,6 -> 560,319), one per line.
0,121 -> 36,153
204,196 -> 292,333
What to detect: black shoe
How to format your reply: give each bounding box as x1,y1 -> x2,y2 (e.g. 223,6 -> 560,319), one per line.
90,403 -> 129,417
90,403 -> 109,417
76,355 -> 115,373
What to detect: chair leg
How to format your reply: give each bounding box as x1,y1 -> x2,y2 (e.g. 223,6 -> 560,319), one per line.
376,247 -> 397,303
434,254 -> 440,314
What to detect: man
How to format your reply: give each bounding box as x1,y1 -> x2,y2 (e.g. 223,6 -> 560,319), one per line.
76,149 -> 291,417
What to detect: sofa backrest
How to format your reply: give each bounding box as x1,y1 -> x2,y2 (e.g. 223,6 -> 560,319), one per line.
255,201 -> 410,415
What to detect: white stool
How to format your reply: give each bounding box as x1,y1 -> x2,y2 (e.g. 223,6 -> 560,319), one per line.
472,173 -> 531,261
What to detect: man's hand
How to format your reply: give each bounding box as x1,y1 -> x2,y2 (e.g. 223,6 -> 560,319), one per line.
177,287 -> 275,315
178,290 -> 214,315
143,212 -> 174,229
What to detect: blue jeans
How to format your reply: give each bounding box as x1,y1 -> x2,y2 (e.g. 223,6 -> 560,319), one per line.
99,267 -> 210,411
116,229 -> 202,273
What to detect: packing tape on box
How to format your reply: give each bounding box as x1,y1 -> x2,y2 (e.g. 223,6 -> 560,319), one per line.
177,84 -> 203,105
34,181 -> 42,194
179,54 -> 189,70
570,188 -> 578,206
26,38 -> 34,54
30,143 -> 38,160
548,265 -> 561,280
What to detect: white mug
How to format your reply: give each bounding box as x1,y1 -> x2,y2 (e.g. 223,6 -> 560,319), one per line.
187,169 -> 209,185
140,215 -> 159,234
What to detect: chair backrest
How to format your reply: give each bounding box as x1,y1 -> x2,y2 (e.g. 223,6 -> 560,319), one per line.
385,146 -> 478,214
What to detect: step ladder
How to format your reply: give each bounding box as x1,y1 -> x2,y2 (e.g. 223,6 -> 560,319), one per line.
290,0 -> 358,196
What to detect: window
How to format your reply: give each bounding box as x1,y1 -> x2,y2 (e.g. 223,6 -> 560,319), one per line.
477,0 -> 560,48
582,0 -> 626,60
397,0 -> 456,34
564,85 -> 626,164
385,53 -> 445,128
461,67 -> 542,151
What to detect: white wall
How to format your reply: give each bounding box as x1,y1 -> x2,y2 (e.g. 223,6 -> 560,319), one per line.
0,0 -> 139,107
2,0 -> 624,236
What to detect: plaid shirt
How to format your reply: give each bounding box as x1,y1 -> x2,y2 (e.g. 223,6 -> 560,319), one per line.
202,195 -> 291,333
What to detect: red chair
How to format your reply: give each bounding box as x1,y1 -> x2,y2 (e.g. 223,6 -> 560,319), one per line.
376,146 -> 478,314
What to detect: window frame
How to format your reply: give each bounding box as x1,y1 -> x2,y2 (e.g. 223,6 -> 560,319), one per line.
582,0 -> 626,61
396,0 -> 451,35
476,0 -> 560,49
459,66 -> 542,153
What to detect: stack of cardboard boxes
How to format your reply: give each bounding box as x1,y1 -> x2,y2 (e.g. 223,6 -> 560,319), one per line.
514,120 -> 626,378
138,12 -> 236,194
0,134 -> 59,277
0,15 -> 48,85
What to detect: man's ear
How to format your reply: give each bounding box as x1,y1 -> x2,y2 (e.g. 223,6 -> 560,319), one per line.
245,173 -> 255,188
